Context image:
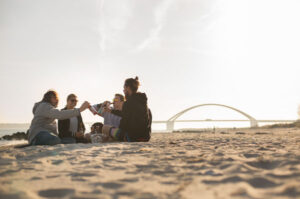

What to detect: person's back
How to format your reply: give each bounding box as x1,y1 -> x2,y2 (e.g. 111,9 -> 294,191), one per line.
101,77 -> 152,142
120,92 -> 151,141
28,102 -> 59,143
118,77 -> 152,142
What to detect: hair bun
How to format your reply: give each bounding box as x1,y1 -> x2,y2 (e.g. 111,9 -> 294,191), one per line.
135,76 -> 139,81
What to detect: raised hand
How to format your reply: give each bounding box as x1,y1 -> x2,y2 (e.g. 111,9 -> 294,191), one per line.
79,101 -> 91,112
102,101 -> 111,108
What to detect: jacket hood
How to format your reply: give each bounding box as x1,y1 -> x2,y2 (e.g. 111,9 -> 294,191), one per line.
32,102 -> 41,114
32,102 -> 53,114
130,92 -> 148,105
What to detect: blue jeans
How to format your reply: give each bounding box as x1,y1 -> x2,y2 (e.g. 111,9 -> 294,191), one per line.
61,137 -> 76,144
109,127 -> 131,142
31,131 -> 61,146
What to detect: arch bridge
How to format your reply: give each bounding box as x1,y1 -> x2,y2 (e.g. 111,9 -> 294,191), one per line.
164,104 -> 258,131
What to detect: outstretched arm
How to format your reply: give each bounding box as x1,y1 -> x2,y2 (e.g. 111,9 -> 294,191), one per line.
44,101 -> 90,120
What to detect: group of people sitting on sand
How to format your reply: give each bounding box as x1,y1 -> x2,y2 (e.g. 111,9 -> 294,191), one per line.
27,77 -> 152,145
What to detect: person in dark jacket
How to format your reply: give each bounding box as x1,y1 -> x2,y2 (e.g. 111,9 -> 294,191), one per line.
58,94 -> 86,144
102,77 -> 152,142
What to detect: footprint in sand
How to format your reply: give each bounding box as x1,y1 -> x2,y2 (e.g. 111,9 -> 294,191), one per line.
51,160 -> 63,165
67,157 -> 77,161
101,158 -> 114,162
0,169 -> 21,177
69,172 -> 94,182
266,172 -> 300,179
275,186 -> 300,197
98,182 -> 125,189
153,168 -> 176,176
72,178 -> 86,182
46,175 -> 59,179
70,197 -> 98,199
121,151 -> 137,155
69,172 -> 95,177
133,192 -> 156,199
186,157 -> 205,164
119,177 -> 139,183
90,189 -> 102,194
106,147 -> 121,150
30,177 -> 42,180
247,177 -> 280,188
0,158 -> 14,166
255,132 -> 270,135
202,170 -> 223,176
0,192 -> 23,199
230,188 -> 250,197
246,160 -> 281,170
22,167 -> 35,171
79,160 -> 90,164
135,164 -> 158,169
220,131 -> 229,134
160,180 -> 178,185
202,176 -> 244,184
114,191 -> 134,196
38,188 -> 75,198
243,153 -> 259,158
112,166 -> 126,170
219,164 -> 232,170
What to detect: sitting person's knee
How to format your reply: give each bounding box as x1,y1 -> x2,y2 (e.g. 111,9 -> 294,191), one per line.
48,136 -> 61,145
32,131 -> 61,145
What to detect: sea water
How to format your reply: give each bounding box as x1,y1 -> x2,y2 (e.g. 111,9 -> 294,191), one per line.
0,123 -> 30,137
0,123 -> 29,146
0,123 -> 94,147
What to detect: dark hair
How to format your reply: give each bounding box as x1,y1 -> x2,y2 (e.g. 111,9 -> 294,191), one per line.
91,122 -> 103,134
91,122 -> 103,128
67,93 -> 77,101
124,76 -> 140,93
115,94 -> 125,102
42,90 -> 58,103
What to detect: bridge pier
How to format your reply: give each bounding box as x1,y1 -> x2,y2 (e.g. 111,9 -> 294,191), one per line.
166,121 -> 174,131
250,119 -> 258,128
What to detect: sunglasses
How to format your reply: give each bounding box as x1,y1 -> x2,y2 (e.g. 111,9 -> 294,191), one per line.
70,99 -> 78,103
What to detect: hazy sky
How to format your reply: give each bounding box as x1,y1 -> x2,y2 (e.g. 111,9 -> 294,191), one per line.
1,0 -> 300,124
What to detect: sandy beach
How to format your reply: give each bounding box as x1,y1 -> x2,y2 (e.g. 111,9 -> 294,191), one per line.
0,128 -> 300,199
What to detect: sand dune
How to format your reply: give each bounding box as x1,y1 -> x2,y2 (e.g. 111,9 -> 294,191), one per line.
0,128 -> 300,199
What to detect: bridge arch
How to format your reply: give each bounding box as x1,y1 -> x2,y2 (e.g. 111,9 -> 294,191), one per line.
166,104 -> 258,131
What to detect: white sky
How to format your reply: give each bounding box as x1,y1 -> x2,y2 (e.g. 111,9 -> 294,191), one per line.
1,0 -> 300,124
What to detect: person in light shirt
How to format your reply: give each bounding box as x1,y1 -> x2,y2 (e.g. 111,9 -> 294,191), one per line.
89,94 -> 125,128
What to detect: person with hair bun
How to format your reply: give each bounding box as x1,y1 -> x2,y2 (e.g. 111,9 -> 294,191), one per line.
102,77 -> 152,142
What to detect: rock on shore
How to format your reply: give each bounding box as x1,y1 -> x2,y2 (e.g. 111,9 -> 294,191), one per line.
0,131 -> 28,140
